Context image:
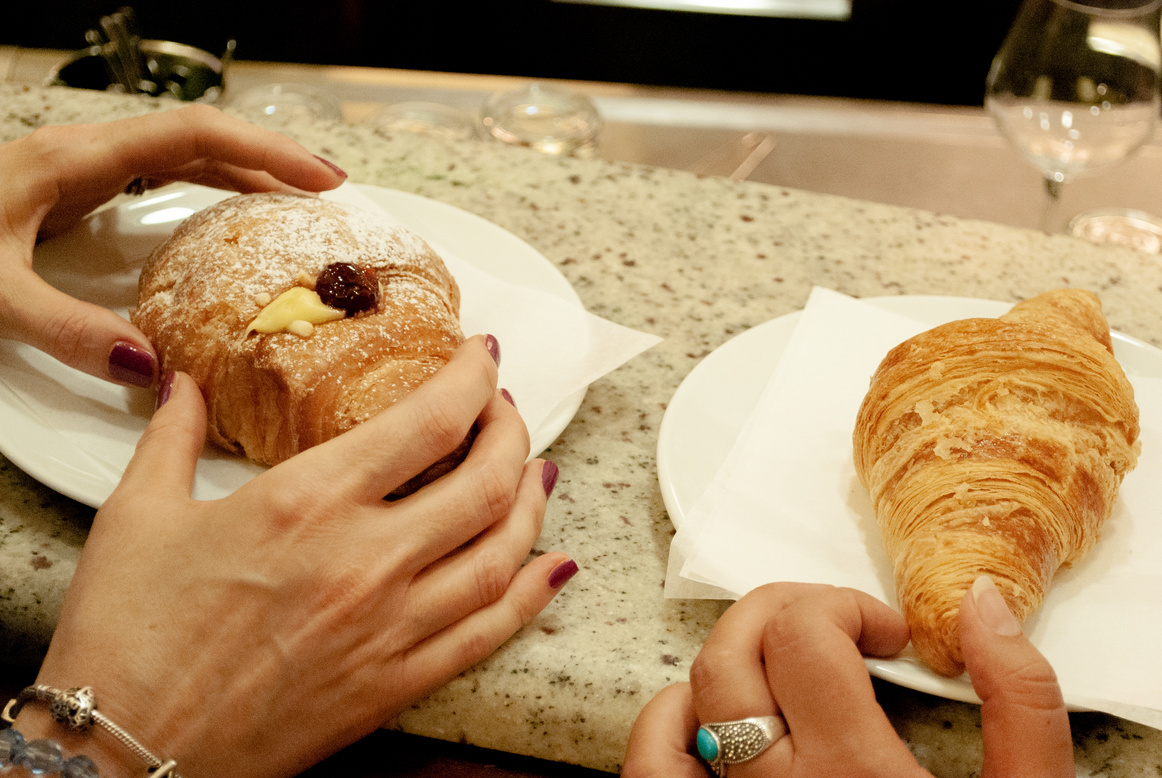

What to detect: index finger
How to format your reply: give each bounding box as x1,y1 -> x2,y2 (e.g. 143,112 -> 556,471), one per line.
276,335 -> 499,502
761,586 -> 917,770
55,105 -> 344,194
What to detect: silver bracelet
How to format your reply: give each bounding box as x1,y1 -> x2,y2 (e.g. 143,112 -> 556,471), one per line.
2,685 -> 181,777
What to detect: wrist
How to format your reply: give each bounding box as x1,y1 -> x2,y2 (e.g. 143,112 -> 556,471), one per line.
6,687 -> 173,778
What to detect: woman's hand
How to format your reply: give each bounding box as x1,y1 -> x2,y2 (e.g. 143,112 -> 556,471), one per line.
0,104 -> 347,388
14,336 -> 573,778
623,581 -> 1073,778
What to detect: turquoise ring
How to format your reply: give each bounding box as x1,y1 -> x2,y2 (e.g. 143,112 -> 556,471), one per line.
696,714 -> 786,776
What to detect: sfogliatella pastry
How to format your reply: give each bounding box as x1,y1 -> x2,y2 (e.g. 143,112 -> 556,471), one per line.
852,289 -> 1139,676
132,193 -> 466,494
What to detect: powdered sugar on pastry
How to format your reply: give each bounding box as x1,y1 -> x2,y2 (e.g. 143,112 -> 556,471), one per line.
131,193 -> 467,489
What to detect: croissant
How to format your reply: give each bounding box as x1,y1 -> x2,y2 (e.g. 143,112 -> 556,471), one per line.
852,289 -> 1139,676
132,192 -> 466,494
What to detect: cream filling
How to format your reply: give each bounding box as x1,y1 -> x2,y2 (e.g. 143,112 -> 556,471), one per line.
246,286 -> 345,336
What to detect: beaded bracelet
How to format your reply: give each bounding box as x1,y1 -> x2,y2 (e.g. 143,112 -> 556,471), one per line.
0,727 -> 99,777
2,685 -> 180,777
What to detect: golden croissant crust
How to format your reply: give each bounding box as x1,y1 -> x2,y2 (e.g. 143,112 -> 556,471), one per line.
132,193 -> 466,491
853,289 -> 1139,676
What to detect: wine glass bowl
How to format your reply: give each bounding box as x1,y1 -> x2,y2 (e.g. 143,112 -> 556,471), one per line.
985,0 -> 1162,236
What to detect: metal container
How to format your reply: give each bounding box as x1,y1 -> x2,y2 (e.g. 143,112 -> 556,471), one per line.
46,39 -> 230,102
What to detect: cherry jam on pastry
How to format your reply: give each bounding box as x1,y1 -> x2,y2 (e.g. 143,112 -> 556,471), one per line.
316,262 -> 379,316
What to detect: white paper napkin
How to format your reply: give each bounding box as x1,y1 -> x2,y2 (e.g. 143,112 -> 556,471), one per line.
326,184 -> 662,437
666,287 -> 1162,728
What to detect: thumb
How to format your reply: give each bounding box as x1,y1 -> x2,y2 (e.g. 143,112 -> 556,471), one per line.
5,274 -> 157,387
112,372 -> 208,504
960,575 -> 1074,778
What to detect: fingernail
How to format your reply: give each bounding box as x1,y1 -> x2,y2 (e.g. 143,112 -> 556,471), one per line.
541,460 -> 559,497
155,372 -> 176,410
501,388 -> 516,407
109,341 -> 157,388
548,558 -> 578,589
485,334 -> 501,365
971,575 -> 1022,636
314,155 -> 348,179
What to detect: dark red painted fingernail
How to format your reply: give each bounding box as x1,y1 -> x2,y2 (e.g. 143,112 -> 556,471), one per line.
541,460 -> 559,496
548,558 -> 578,589
501,388 -> 516,407
156,372 -> 176,410
314,155 -> 347,178
109,341 -> 157,388
485,334 -> 501,365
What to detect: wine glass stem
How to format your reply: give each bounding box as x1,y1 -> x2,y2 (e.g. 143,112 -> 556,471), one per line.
1041,176 -> 1064,233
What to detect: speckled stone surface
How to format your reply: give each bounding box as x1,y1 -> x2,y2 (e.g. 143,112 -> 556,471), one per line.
1,83 -> 1161,775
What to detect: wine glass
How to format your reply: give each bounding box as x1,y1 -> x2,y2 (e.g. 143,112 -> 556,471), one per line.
985,0 -> 1162,245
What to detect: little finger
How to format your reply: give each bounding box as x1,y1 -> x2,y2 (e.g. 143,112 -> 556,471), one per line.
389,551 -> 577,710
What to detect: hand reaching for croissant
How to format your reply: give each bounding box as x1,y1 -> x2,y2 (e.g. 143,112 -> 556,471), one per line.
0,104 -> 348,388
10,336 -> 574,778
623,582 -> 1073,778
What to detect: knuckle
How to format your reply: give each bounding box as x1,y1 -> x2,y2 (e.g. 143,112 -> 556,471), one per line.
996,657 -> 1066,711
508,589 -> 542,628
181,102 -> 221,121
23,124 -> 70,156
34,305 -> 96,366
760,585 -> 853,654
133,413 -> 183,456
174,103 -> 224,134
413,396 -> 470,455
309,560 -> 386,628
688,643 -> 735,698
471,547 -> 516,607
761,599 -> 808,647
255,478 -> 334,536
473,460 -> 517,523
456,624 -> 504,668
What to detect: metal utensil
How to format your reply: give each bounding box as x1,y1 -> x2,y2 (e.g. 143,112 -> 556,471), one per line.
116,6 -> 157,93
99,11 -> 145,93
85,27 -> 128,93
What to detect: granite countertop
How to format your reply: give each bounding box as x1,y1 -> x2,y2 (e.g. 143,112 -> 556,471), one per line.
1,83 -> 1161,776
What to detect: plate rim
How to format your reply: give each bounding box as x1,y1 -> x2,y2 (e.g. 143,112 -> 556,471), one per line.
0,182 -> 587,507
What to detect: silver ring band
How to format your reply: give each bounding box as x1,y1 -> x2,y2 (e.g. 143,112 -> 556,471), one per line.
696,714 -> 787,777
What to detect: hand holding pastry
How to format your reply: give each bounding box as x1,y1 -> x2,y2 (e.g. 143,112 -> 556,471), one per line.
0,105 -> 347,388
9,337 -> 573,778
131,191 -> 468,492
623,581 -> 1072,778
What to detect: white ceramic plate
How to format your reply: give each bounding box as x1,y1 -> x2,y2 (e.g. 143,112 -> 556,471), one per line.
657,295 -> 1162,706
0,184 -> 586,508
